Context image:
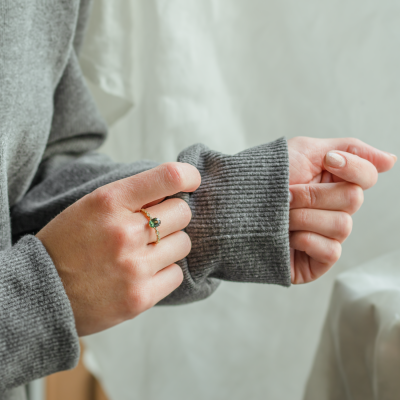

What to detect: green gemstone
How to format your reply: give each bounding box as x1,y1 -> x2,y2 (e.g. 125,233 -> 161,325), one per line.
149,218 -> 161,228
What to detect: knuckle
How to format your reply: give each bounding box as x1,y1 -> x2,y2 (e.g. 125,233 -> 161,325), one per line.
300,232 -> 313,248
347,185 -> 364,213
133,289 -> 153,312
183,231 -> 192,250
117,256 -> 136,276
161,162 -> 186,192
177,230 -> 192,254
305,185 -> 318,208
336,212 -> 353,240
345,214 -> 354,236
346,138 -> 363,155
176,199 -> 192,224
326,241 -> 342,265
172,264 -> 184,287
167,264 -> 184,291
110,224 -> 131,251
125,286 -> 153,316
91,186 -> 117,212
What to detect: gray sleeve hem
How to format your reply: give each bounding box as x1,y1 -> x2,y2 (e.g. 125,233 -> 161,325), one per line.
0,235 -> 80,392
160,137 -> 291,305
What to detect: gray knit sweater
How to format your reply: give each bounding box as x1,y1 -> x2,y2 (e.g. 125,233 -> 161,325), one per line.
0,1 -> 290,398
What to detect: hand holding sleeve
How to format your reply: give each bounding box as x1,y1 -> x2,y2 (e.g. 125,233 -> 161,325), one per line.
4,137 -> 289,390
12,138 -> 290,310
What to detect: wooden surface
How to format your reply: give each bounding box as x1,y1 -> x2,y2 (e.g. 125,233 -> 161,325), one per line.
46,343 -> 109,400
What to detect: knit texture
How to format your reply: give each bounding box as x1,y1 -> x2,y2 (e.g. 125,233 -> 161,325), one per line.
161,139 -> 291,305
0,0 -> 290,397
0,237 -> 79,392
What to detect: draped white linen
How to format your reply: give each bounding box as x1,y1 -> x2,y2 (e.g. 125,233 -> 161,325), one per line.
304,250 -> 400,400
79,1 -> 400,399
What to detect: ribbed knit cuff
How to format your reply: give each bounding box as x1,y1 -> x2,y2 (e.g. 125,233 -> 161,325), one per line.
161,137 -> 291,305
181,137 -> 290,285
0,235 -> 80,392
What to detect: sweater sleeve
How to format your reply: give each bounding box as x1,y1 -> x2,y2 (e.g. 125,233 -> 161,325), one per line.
0,236 -> 79,392
160,137 -> 291,305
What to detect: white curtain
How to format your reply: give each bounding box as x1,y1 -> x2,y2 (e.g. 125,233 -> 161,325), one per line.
79,1 -> 400,399
304,249 -> 400,400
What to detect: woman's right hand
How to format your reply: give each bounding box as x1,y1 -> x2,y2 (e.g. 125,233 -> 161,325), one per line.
36,162 -> 201,337
288,137 -> 397,284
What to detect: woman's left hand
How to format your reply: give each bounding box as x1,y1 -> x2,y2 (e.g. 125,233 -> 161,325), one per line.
288,137 -> 397,284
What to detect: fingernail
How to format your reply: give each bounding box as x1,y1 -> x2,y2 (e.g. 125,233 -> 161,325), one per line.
326,152 -> 346,168
289,190 -> 293,204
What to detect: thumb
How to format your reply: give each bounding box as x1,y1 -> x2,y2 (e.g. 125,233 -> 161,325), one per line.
320,138 -> 396,173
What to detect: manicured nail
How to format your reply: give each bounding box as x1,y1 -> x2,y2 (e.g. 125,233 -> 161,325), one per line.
326,152 -> 346,168
289,190 -> 293,204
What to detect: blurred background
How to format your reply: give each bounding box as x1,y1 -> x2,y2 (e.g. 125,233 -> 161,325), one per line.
33,0 -> 400,399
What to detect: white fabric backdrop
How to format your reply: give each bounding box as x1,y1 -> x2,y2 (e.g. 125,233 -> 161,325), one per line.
304,250 -> 400,400
79,1 -> 400,399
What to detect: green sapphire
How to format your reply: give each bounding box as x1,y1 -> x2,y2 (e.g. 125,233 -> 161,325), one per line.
149,218 -> 161,228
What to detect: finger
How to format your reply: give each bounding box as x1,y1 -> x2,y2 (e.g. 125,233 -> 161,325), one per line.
318,137 -> 396,173
142,197 -> 166,209
98,162 -> 201,212
289,182 -> 364,214
290,231 -> 342,267
145,230 -> 192,274
290,209 -> 353,243
151,263 -> 184,304
324,151 -> 379,189
291,249 -> 331,284
320,171 -> 333,183
134,198 -> 192,245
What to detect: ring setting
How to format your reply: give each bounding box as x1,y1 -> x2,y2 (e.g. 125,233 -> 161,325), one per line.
140,209 -> 161,244
149,217 -> 161,229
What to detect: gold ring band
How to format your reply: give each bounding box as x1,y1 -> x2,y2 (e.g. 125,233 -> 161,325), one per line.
140,209 -> 161,244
